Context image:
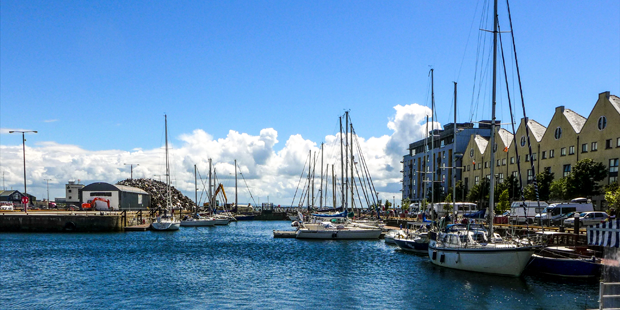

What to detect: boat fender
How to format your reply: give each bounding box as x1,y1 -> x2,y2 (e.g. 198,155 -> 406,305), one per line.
456,252 -> 460,264
432,251 -> 437,260
332,232 -> 337,239
64,221 -> 76,232
440,254 -> 445,263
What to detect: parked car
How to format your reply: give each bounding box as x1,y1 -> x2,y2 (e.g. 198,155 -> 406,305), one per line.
563,211 -> 609,227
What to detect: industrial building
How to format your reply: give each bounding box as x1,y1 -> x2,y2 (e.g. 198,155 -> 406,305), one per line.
81,182 -> 151,211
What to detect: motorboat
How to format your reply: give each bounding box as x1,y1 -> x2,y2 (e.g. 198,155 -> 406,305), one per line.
180,214 -> 216,227
151,215 -> 181,231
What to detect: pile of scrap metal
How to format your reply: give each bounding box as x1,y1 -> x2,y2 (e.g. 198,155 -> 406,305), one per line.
117,178 -> 196,210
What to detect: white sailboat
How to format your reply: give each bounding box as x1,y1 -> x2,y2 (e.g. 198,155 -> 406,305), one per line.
151,115 -> 181,231
295,112 -> 382,240
181,164 -> 216,227
427,0 -> 536,276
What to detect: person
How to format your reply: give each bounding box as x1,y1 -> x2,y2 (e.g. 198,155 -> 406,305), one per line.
445,213 -> 451,224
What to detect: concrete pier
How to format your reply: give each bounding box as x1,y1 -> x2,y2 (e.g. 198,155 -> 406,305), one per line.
0,211 -> 129,232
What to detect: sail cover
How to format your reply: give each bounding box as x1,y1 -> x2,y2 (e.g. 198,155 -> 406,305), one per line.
312,210 -> 348,218
588,219 -> 620,248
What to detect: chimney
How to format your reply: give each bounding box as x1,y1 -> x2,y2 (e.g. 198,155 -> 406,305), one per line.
600,91 -> 610,100
555,106 -> 565,114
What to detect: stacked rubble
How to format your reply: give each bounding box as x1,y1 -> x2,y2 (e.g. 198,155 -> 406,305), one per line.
117,178 -> 196,210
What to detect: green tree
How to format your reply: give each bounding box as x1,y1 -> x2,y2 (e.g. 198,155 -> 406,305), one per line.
497,189 -> 510,213
401,198 -> 411,213
566,158 -> 607,198
454,180 -> 468,202
445,193 -> 453,203
605,182 -> 620,213
467,178 -> 490,208
550,178 -> 568,200
426,182 -> 446,203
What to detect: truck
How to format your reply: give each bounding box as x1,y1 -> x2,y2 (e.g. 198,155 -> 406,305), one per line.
509,200 -> 549,224
81,197 -> 113,211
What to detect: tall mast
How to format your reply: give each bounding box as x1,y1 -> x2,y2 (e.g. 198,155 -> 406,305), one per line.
235,159 -> 238,210
332,164 -> 336,208
425,115 -> 429,205
165,114 -> 171,210
453,82 -> 457,213
431,70 -> 436,208
209,158 -> 212,212
339,116 -> 344,209
320,143 -> 323,209
311,151 -> 315,209
345,111 -> 349,211
488,0 -> 499,238
194,164 -> 197,214
350,122 -> 354,211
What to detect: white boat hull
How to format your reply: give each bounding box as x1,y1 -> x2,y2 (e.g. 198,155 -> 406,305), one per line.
428,241 -> 535,277
296,228 -> 381,240
151,221 -> 181,231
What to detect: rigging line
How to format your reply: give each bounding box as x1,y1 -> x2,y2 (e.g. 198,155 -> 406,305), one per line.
352,130 -> 373,207
289,151 -> 310,208
505,0 -> 541,206
353,158 -> 372,209
352,127 -> 379,208
455,0 -> 484,82
237,168 -> 257,206
196,169 -> 208,207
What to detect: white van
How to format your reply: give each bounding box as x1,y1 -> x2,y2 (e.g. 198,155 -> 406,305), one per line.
510,200 -> 548,224
431,202 -> 478,218
534,202 -> 594,226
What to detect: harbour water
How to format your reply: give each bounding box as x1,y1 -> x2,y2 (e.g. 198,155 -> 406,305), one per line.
1,221 -> 598,309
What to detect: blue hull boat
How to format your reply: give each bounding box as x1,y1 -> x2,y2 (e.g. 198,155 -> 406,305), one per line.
393,235 -> 429,255
526,254 -> 602,278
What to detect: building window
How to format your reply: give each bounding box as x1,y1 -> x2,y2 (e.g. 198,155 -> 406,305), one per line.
477,163 -> 481,170
569,146 -> 575,155
617,137 -> 620,147
486,174 -> 491,181
498,173 -> 504,183
512,171 -> 518,178
502,158 -> 506,166
473,164 -> 476,171
510,157 -> 515,164
520,136 -> 526,147
549,149 -> 555,158
582,143 -> 588,153
563,164 -> 571,177
611,159 -> 619,173
561,147 -> 567,156
607,139 -> 613,149
533,153 -> 537,161
554,127 -> 562,140
69,196 -> 72,199
544,167 -> 551,173
592,142 -> 598,151
484,162 -> 489,168
470,148 -> 474,158
598,116 -> 607,130
475,176 -> 480,185
467,165 -> 470,171
68,189 -> 72,193
527,169 -> 534,182
497,159 -> 501,167
542,151 -> 547,159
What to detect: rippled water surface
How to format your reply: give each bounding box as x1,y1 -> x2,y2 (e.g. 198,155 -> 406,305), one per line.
0,221 -> 598,309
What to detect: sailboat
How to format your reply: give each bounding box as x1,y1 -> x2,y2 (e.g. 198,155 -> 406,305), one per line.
151,115 -> 181,231
427,0 -> 536,276
181,164 -> 216,227
295,111 -> 382,240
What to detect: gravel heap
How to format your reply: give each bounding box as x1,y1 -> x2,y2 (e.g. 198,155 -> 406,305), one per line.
117,178 -> 195,210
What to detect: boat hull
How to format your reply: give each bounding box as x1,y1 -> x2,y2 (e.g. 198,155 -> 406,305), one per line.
235,215 -> 255,221
428,241 -> 535,277
296,228 -> 381,240
526,254 -> 602,278
394,238 -> 429,254
151,222 -> 181,231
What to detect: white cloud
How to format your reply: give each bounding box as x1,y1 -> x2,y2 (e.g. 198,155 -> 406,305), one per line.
0,104 -> 437,206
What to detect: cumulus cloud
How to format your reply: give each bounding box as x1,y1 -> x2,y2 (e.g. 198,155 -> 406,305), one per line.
0,104 -> 437,206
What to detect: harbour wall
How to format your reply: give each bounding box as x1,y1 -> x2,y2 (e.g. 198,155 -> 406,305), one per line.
0,214 -> 125,232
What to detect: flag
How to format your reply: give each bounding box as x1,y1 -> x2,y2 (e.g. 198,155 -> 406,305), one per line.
503,146 -> 508,152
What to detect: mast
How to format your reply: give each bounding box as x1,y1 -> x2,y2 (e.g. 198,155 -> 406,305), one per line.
339,116 -> 344,209
311,151 -> 315,209
165,114 -> 171,211
332,164 -> 336,208
307,150 -> 311,212
350,122 -> 354,212
425,115 -> 429,211
430,69 -> 435,214
453,82 -> 457,215
194,164 -> 197,215
235,159 -> 238,211
320,143 -> 323,209
488,0 -> 499,238
345,111 -> 349,211
209,158 -> 212,213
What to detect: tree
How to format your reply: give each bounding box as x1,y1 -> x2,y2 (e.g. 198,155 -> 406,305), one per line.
445,193 -> 453,203
606,182 -> 620,213
426,182 -> 446,203
467,178 -> 490,208
454,180 -> 468,202
497,189 -> 510,213
566,158 -> 607,198
401,198 -> 411,212
550,178 -> 568,201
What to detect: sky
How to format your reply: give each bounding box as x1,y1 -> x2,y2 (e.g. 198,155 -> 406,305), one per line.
1,0 -> 619,206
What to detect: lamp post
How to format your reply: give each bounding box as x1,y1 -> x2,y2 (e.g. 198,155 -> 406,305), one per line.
124,163 -> 139,180
9,130 -> 37,197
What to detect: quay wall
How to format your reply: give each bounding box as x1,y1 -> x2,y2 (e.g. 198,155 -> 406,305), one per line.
0,214 -> 125,232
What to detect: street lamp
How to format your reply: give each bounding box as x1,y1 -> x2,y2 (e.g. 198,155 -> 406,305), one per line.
44,178 -> 52,203
9,130 -> 37,196
124,163 -> 139,180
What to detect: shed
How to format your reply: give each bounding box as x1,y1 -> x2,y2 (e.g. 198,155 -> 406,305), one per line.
81,182 -> 150,211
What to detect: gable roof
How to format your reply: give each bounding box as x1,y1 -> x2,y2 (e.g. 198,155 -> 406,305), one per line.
563,108 -> 587,134
497,128 -> 514,148
610,95 -> 620,115
474,134 -> 489,154
527,119 -> 547,142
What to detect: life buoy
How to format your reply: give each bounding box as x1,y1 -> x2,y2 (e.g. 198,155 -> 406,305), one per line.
64,222 -> 76,231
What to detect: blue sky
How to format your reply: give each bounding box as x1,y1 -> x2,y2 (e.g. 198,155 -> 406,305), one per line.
1,0 -> 619,204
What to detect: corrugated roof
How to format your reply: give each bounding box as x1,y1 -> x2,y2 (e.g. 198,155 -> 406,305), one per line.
115,184 -> 149,195
563,109 -> 586,134
610,95 -> 620,115
474,134 -> 489,154
527,119 -> 547,142
497,128 -> 514,148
